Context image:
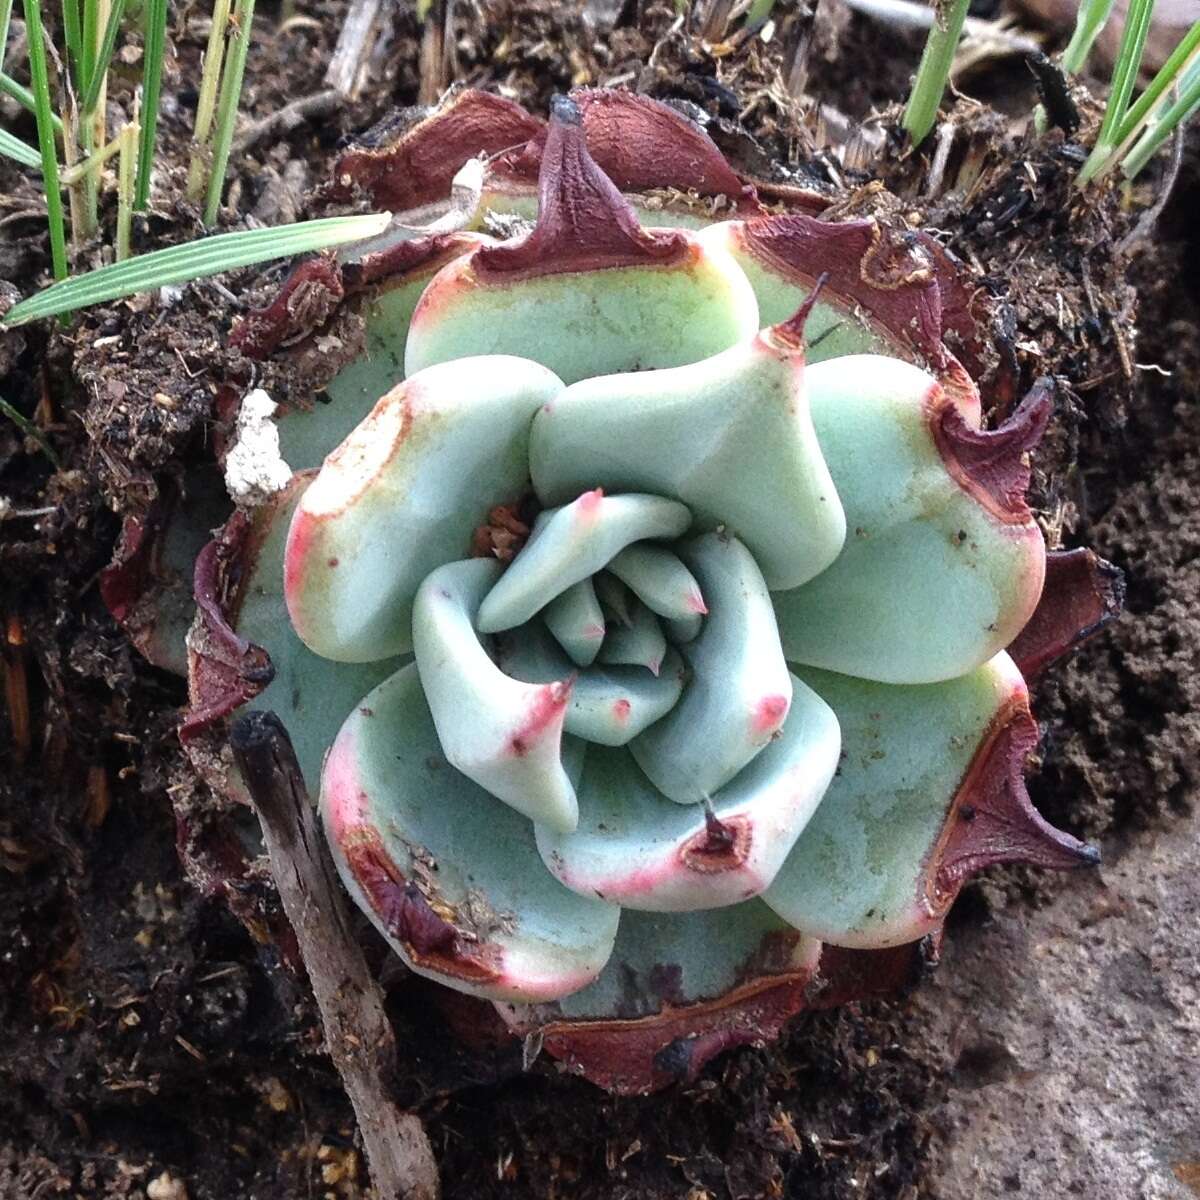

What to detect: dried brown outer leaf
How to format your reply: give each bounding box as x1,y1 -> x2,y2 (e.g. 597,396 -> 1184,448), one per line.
933,377 -> 1053,522
473,95 -> 687,279
334,88 -> 765,218
181,479 -> 312,741
736,213 -> 982,416
228,234 -> 480,366
499,936 -> 939,1094
331,90 -> 545,212
1009,548 -> 1125,680
101,506 -> 170,660
911,233 -> 992,380
230,254 -> 347,361
517,88 -> 760,210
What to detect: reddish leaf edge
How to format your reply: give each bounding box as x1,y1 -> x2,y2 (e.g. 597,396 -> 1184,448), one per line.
734,213 -> 982,421
933,376 -> 1054,524
493,936 -> 941,1095
924,692 -> 1100,926
181,473 -> 315,741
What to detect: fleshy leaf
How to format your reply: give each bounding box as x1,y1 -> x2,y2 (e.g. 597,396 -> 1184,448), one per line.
322,662 -> 619,1001
702,215 -> 980,421
496,901 -> 821,1093
542,578 -> 606,668
764,654 -> 1097,948
182,474 -> 406,793
606,543 -> 707,622
596,599 -> 668,675
538,672 -> 839,910
412,559 -> 578,833
530,315 -> 846,590
665,612 -> 703,643
284,354 -> 563,662
403,97 -> 758,386
475,491 -> 692,635
497,623 -> 685,747
235,477 -> 407,791
773,361 -> 1049,684
276,236 -> 487,471
631,534 -> 793,803
594,571 -> 634,627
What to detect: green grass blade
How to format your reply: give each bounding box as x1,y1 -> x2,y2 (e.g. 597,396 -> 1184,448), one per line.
115,115 -> 136,259
185,0 -> 231,200
61,0 -> 84,88
0,125 -> 43,167
202,0 -> 255,226
58,129 -> 120,184
1077,0 -> 1157,182
133,0 -> 167,209
0,393 -> 61,467
901,0 -> 972,148
744,0 -> 776,30
1062,0 -> 1118,74
80,0 -> 126,114
1113,20 -> 1200,145
0,0 -> 14,56
0,73 -> 65,133
2,211 -> 392,325
1100,0 -> 1157,134
22,0 -> 68,281
1121,64 -> 1200,177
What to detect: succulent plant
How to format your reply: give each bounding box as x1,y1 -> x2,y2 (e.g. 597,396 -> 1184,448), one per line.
173,89 -> 1125,1094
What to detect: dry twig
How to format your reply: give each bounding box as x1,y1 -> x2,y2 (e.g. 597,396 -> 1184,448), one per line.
324,0 -> 386,98
231,710 -> 440,1200
233,88 -> 343,153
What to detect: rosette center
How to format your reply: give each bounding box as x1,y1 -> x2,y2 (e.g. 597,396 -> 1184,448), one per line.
410,488 -> 795,836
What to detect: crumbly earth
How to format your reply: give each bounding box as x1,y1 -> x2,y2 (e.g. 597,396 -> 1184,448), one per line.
1,1 -> 1197,1197
918,819 -> 1200,1200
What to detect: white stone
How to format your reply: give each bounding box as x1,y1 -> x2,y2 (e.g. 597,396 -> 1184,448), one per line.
224,388 -> 293,508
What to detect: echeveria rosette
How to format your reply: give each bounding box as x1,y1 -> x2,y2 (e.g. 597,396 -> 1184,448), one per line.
178,91 -> 1124,1095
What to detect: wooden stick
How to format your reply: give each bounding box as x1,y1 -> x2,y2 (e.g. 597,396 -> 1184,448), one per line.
324,0 -> 383,98
232,87 -> 341,153
230,711 -> 440,1200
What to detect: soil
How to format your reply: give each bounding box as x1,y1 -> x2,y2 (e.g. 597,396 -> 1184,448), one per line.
1,1 -> 1198,1198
